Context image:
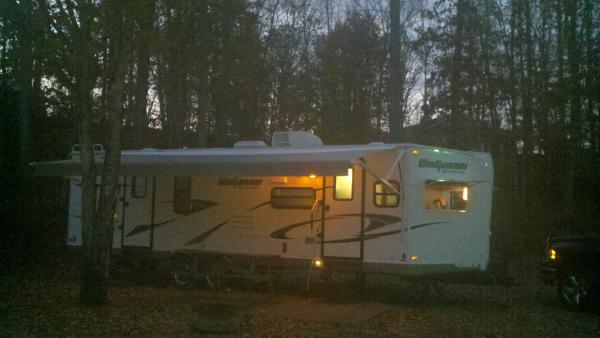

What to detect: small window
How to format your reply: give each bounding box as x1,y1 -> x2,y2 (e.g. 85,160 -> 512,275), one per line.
131,177 -> 147,198
334,168 -> 353,200
373,181 -> 400,208
271,187 -> 315,209
425,180 -> 469,212
173,177 -> 191,215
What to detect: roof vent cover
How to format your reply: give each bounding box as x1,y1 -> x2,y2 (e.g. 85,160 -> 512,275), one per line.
272,131 -> 324,148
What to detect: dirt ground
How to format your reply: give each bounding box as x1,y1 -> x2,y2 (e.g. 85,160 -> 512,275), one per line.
1,259 -> 599,337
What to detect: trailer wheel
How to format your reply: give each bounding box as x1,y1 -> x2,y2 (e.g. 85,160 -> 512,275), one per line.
171,255 -> 195,287
558,271 -> 590,311
204,259 -> 228,290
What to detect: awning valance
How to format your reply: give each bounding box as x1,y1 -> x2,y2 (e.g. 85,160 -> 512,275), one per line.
31,145 -> 399,177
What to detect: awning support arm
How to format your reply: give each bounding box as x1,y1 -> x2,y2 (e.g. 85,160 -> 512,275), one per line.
352,159 -> 401,196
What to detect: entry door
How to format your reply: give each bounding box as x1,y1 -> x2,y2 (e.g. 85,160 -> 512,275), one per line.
323,169 -> 362,259
121,176 -> 153,247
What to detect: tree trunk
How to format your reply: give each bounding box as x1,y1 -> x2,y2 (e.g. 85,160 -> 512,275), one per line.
77,0 -> 103,306
583,0 -> 597,154
132,0 -> 155,148
522,0 -> 534,209
565,0 -> 582,212
449,0 -> 466,148
80,0 -> 131,306
388,0 -> 403,142
16,0 -> 34,172
195,0 -> 209,147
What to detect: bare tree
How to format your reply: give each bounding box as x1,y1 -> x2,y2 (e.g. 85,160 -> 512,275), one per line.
388,0 -> 403,141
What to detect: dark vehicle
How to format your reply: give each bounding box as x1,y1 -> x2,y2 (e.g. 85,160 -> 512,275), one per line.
541,235 -> 600,311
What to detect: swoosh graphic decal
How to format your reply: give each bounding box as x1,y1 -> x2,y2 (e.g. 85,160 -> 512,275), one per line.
333,213 -> 401,232
125,199 -> 218,236
126,217 -> 177,236
270,213 -> 401,239
410,221 -> 450,230
324,229 -> 405,244
249,201 -> 270,211
186,220 -> 229,245
190,199 -> 219,212
270,216 -> 345,239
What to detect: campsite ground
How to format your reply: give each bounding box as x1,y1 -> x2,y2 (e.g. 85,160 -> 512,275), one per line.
1,257 -> 598,337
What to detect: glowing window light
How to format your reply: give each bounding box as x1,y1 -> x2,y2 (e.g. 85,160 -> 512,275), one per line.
334,168 -> 353,200
462,187 -> 469,201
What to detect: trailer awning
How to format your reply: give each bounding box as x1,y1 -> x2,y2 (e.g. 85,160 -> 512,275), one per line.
31,145 -> 400,177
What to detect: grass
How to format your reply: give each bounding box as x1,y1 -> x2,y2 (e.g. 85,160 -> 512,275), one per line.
1,258 -> 598,337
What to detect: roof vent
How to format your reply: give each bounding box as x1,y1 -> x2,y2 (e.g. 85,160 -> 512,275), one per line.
272,131 -> 324,148
233,140 -> 268,148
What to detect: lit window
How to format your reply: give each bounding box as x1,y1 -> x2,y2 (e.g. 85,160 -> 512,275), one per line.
173,177 -> 191,215
425,180 -> 469,212
373,181 -> 400,208
131,177 -> 147,198
271,187 -> 315,209
334,168 -> 353,200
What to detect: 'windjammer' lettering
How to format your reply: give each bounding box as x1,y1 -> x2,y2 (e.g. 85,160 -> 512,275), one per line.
218,178 -> 263,187
418,159 -> 468,171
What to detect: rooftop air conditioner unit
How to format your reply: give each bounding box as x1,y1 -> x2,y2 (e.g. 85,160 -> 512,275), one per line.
271,131 -> 324,148
233,140 -> 268,148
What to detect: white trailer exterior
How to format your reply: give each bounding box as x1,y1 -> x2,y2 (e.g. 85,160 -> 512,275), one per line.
35,132 -> 494,276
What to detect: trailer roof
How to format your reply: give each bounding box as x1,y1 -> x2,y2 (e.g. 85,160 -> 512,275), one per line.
31,143 -> 405,177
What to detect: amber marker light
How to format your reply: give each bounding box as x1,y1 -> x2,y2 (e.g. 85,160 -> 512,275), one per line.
411,149 -> 420,156
549,249 -> 556,260
411,255 -> 418,261
309,174 -> 317,179
313,259 -> 324,268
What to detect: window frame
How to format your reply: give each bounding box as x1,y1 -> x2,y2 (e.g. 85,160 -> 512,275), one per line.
424,180 -> 470,212
131,176 -> 147,199
373,180 -> 400,208
173,176 -> 192,215
333,168 -> 354,201
270,187 -> 316,209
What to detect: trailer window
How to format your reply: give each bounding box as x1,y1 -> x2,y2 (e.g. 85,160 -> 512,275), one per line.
425,181 -> 469,212
173,177 -> 191,214
334,168 -> 353,200
373,181 -> 399,208
131,177 -> 147,198
271,187 -> 315,209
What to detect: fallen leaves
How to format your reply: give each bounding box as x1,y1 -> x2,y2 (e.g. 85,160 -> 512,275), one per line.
1,262 -> 598,338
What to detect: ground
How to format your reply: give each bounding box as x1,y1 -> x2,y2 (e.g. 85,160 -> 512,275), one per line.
1,258 -> 598,337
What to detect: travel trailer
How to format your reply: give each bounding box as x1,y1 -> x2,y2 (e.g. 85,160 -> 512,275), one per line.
32,131 -> 494,285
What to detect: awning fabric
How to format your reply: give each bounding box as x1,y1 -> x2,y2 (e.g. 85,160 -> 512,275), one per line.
31,144 -> 399,177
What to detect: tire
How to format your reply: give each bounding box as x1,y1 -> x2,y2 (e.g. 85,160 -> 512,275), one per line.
558,271 -> 591,311
171,256 -> 195,288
